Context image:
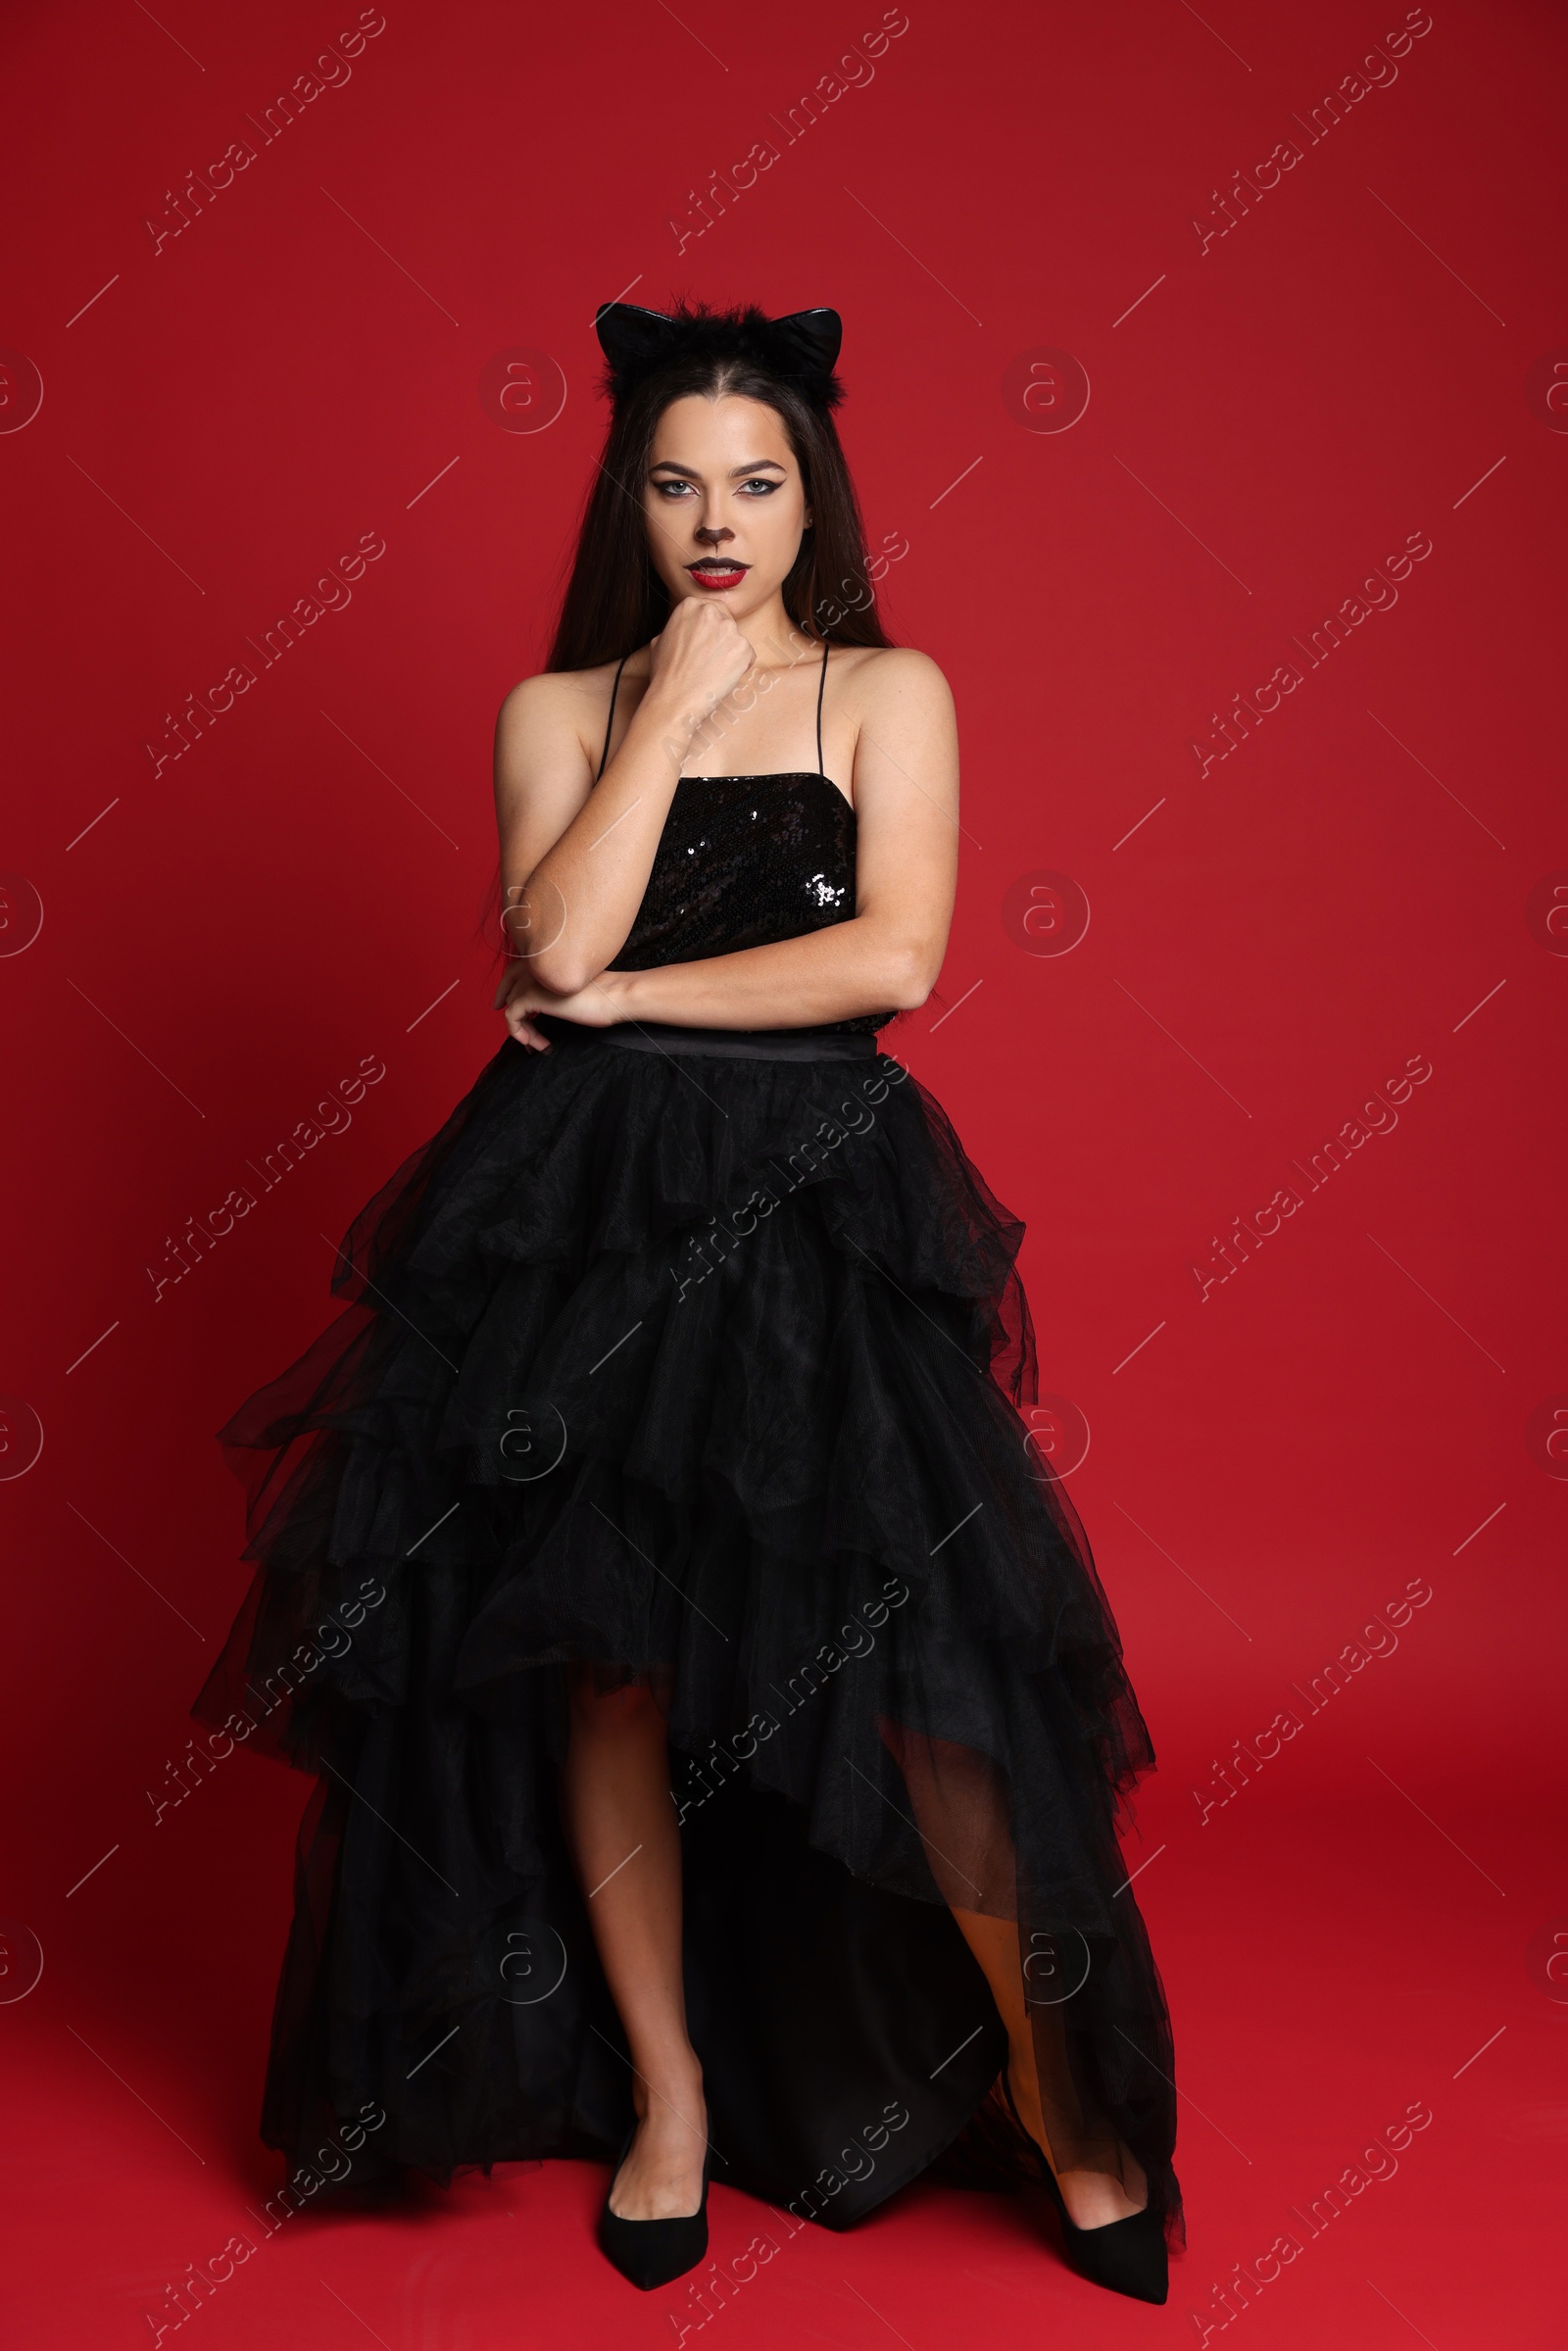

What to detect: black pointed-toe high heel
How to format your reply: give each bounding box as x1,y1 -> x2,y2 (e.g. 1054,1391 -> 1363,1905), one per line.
597,2121 -> 711,2292
999,2073 -> 1168,2305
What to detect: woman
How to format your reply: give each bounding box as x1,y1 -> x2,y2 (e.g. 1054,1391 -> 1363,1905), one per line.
197,300 -> 1179,2306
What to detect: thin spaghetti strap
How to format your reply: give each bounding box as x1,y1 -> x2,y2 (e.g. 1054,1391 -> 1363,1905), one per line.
815,637 -> 829,778
597,655 -> 629,781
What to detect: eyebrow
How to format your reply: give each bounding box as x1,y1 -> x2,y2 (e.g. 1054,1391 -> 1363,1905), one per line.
648,458 -> 788,480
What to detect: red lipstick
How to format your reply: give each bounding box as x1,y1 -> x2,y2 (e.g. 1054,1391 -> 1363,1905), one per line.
686,560 -> 749,591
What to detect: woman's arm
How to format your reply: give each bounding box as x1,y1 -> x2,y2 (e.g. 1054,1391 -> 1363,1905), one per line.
494,602 -> 756,994
496,648 -> 959,1042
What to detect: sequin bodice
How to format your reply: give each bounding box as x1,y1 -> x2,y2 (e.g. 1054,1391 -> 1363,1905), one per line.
608,773 -> 890,1035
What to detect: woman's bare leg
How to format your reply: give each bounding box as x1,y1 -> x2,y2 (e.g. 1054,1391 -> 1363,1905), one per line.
878,1720 -> 1146,2229
950,1909 -> 1147,2228
559,1671 -> 707,2220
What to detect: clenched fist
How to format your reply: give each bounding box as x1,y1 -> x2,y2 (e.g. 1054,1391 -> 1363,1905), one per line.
646,596 -> 758,737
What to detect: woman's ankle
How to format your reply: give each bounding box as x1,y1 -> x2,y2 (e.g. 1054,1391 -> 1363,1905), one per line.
632,2062 -> 705,2131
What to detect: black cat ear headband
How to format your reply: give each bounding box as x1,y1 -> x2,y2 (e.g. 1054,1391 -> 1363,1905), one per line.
592,301 -> 845,413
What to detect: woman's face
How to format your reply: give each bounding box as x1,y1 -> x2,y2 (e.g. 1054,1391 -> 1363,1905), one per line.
642,392 -> 810,620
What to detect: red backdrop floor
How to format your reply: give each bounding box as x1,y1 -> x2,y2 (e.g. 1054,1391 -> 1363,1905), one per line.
3,1771 -> 1558,2347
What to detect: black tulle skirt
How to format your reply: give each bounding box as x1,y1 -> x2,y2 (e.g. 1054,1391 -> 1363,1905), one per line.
196,1016 -> 1181,2243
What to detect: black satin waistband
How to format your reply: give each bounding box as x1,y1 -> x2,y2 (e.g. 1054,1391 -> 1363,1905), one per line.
541,1015 -> 880,1062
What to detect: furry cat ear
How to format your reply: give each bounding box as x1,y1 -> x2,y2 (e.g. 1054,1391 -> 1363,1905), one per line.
592,302 -> 845,411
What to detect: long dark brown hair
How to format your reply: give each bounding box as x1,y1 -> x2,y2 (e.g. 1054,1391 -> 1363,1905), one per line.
546,306 -> 896,669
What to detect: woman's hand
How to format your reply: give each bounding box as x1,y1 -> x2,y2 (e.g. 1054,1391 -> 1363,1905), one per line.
646,595 -> 758,737
492,961 -> 631,1051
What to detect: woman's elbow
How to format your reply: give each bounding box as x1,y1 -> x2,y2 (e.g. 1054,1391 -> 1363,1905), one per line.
884,945 -> 939,1011
526,945 -> 595,997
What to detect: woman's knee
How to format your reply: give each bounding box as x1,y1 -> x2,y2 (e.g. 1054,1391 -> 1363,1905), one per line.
565,1667 -> 662,1734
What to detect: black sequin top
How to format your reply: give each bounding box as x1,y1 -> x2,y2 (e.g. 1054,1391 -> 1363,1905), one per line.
600,647 -> 894,1037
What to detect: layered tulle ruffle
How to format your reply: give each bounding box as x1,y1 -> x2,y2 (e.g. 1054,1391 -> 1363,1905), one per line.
197,1026 -> 1181,2241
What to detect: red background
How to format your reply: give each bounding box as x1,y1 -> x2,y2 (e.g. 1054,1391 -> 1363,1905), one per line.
2,0 -> 1563,2343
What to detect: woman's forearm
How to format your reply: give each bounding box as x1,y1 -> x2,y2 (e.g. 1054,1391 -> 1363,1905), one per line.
512,684 -> 699,992
592,916 -> 936,1029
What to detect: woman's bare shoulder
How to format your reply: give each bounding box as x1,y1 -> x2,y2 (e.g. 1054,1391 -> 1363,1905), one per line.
840,642 -> 955,717
500,662 -> 653,790
497,659 -> 620,730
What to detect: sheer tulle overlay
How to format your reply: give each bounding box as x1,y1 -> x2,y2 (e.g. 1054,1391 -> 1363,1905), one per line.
197,1023 -> 1182,2243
